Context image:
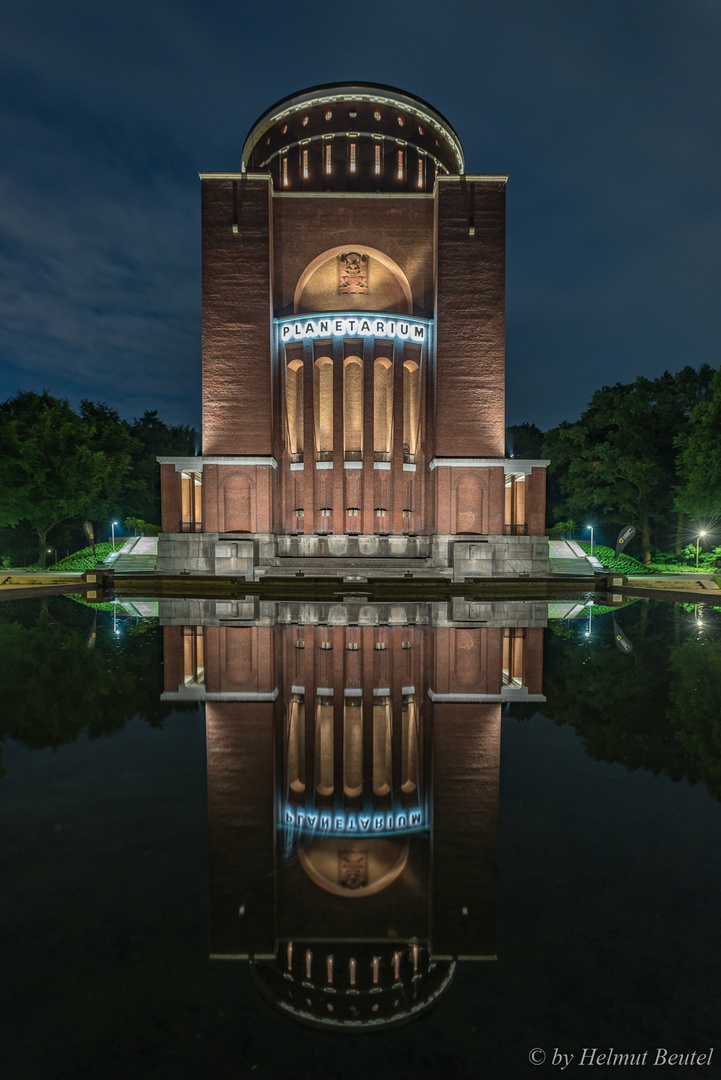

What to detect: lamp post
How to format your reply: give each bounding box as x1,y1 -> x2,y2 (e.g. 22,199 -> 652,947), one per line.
586,525 -> 594,556
586,599 -> 594,637
695,530 -> 707,568
111,520 -> 119,553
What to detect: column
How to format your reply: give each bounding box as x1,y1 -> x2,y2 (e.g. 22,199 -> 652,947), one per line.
391,341 -> 405,535
332,338 -> 344,534
362,338 -> 375,535
302,341 -> 315,535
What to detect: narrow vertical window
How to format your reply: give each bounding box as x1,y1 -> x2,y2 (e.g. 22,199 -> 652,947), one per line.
314,356 -> 333,460
325,142 -> 332,175
373,358 -> 393,460
349,142 -> 356,172
302,148 -> 309,179
282,156 -> 288,187
373,696 -> 392,795
397,150 -> 404,180
343,700 -> 363,797
315,698 -> 334,795
401,694 -> 419,793
183,626 -> 204,685
403,359 -> 420,463
503,628 -> 525,686
287,694 -> 305,793
374,143 -> 381,175
286,358 -> 304,462
417,157 -> 424,188
181,471 -> 202,532
343,357 -> 363,461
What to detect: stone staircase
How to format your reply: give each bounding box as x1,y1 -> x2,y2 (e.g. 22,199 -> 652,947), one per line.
260,556 -> 440,581
106,536 -> 158,572
548,540 -> 596,576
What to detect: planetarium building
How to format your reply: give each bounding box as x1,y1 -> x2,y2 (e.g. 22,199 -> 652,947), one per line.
157,83 -> 549,579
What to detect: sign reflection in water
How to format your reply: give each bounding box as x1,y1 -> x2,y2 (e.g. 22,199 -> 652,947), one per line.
160,597 -> 547,1030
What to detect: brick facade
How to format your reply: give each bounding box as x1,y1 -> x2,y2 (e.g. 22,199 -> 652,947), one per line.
158,84 -> 549,577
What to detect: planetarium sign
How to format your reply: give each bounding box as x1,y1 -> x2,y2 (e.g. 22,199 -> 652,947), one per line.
277,313 -> 429,344
283,805 -> 425,836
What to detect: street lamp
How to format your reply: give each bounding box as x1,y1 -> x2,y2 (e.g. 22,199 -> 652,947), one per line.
696,530 -> 707,568
111,520 -> 119,553
586,525 -> 594,556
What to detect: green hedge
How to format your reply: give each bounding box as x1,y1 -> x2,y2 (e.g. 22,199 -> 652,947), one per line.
577,541 -> 652,575
48,543 -> 115,571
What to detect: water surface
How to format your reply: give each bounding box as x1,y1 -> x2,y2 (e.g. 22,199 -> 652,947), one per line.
1,595 -> 719,1079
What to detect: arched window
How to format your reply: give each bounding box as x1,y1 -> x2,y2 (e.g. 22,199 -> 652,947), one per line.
403,359 -> 420,462
373,696 -> 392,796
286,358 -> 304,461
314,356 -> 333,460
343,700 -> 363,797
315,698 -> 334,796
287,694 -> 305,794
401,694 -> 419,793
374,357 -> 393,460
343,356 -> 363,460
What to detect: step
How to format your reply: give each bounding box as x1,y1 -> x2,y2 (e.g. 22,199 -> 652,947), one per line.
550,558 -> 595,576
260,564 -> 447,580
271,557 -> 434,570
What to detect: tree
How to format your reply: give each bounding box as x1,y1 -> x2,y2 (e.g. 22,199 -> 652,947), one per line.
675,364 -> 721,520
0,596 -> 192,777
543,367 -> 713,562
0,391 -> 132,566
129,410 -> 196,523
505,422 -> 544,459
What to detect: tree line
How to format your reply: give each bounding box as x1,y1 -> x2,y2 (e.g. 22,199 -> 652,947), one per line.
0,391 -> 196,567
507,363 -> 721,563
1,363 -> 719,568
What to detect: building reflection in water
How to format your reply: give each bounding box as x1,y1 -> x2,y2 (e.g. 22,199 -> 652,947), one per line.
160,597 -> 546,1030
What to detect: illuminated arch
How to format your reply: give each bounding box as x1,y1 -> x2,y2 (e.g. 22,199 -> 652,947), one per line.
293,245 -> 413,314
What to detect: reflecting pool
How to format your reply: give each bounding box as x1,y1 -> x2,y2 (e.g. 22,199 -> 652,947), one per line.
2,593 -> 720,1078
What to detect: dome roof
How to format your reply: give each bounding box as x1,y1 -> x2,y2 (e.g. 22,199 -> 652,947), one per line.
240,83 -> 464,193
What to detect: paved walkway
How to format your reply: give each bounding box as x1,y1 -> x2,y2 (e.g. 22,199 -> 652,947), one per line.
103,536 -> 158,572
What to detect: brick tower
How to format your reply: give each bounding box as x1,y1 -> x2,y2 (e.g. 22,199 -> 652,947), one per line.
158,83 -> 549,579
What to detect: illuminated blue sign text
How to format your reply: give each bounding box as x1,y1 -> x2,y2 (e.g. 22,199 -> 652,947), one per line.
283,806 -> 424,835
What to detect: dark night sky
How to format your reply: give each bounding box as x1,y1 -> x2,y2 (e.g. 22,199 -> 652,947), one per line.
1,0 -> 719,433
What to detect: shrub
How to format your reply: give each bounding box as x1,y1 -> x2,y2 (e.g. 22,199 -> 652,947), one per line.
47,543 -> 115,572
125,517 -> 161,536
546,520 -> 576,539
577,541 -> 652,575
